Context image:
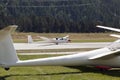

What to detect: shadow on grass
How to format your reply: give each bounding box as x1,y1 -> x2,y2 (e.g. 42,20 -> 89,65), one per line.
0,72 -> 80,80
67,66 -> 120,77
0,66 -> 120,80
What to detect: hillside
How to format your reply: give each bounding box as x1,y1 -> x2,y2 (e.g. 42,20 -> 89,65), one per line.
0,0 -> 120,32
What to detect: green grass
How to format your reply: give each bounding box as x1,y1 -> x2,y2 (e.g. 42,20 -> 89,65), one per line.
0,55 -> 119,80
17,48 -> 95,53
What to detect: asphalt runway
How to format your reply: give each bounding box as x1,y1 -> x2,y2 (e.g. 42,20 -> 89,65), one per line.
14,42 -> 111,50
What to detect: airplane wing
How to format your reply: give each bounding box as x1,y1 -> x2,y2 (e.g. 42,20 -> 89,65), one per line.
39,36 -> 50,41
89,50 -> 120,60
96,25 -> 120,32
63,35 -> 69,38
110,34 -> 120,38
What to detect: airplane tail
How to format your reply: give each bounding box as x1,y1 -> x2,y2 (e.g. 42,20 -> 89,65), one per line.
0,25 -> 19,69
39,36 -> 49,41
28,35 -> 33,43
63,35 -> 69,38
63,35 -> 71,42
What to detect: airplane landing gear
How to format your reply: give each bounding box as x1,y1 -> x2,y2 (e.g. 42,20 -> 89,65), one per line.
4,67 -> 10,71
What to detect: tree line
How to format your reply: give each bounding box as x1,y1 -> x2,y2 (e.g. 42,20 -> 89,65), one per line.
0,0 -> 120,33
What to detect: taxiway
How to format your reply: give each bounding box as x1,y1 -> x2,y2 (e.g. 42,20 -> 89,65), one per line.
14,42 -> 111,50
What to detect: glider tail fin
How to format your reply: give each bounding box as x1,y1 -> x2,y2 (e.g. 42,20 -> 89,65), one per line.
63,35 -> 69,38
28,35 -> 33,43
39,36 -> 49,41
0,25 -> 19,68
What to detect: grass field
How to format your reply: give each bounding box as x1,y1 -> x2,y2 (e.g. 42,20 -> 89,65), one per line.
12,32 -> 118,43
0,55 -> 119,80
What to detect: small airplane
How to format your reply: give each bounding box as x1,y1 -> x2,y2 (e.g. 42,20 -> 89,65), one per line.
28,35 -> 71,45
0,25 -> 120,71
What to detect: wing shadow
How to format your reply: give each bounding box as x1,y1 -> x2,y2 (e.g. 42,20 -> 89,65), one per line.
0,66 -> 120,80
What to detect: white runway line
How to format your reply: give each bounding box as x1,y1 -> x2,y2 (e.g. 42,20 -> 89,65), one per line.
14,42 -> 111,50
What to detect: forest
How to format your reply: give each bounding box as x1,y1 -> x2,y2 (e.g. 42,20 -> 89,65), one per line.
0,0 -> 120,33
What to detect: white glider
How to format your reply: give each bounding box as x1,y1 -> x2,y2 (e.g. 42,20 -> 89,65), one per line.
28,35 -> 71,45
0,25 -> 120,71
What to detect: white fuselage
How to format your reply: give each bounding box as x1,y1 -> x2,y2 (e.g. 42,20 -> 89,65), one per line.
46,38 -> 70,44
8,47 -> 120,68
